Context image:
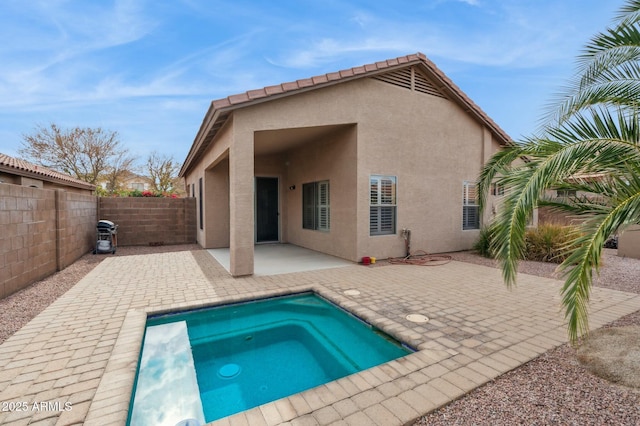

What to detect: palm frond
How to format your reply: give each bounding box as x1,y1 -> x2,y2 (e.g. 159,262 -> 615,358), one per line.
552,81 -> 640,123
482,1 -> 640,343
480,106 -> 640,297
477,143 -> 526,214
578,24 -> 640,68
617,0 -> 640,26
559,188 -> 640,342
543,5 -> 640,124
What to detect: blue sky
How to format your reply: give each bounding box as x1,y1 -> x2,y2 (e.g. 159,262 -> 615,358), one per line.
0,0 -> 626,165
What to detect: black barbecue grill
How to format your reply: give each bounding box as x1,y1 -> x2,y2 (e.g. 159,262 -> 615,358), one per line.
93,220 -> 118,254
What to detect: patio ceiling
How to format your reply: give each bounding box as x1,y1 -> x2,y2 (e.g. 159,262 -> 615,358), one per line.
254,124 -> 353,156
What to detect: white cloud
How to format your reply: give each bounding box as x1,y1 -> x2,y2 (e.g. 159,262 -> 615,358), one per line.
263,1 -> 606,71
0,0 -> 625,160
0,0 -> 161,111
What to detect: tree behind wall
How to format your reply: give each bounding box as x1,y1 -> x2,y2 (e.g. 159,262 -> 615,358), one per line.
101,151 -> 137,193
19,123 -> 135,186
145,151 -> 181,193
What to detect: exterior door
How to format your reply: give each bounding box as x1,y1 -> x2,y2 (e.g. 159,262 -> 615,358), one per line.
255,177 -> 279,242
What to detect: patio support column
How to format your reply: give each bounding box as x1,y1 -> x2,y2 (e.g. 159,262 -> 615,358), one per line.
228,130 -> 255,276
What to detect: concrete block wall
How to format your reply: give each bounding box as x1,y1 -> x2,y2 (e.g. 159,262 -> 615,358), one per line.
1,187 -> 197,300
98,197 -> 196,246
56,191 -> 98,269
1,184 -> 58,299
537,207 -> 586,226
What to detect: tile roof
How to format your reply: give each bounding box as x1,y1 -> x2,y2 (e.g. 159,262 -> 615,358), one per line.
180,52 -> 512,176
209,53 -> 424,111
0,152 -> 95,189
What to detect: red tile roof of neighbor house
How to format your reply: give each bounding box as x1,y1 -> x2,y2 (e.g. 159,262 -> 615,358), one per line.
180,52 -> 513,176
0,152 -> 95,190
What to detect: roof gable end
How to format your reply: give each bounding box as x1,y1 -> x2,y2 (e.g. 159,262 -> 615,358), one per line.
371,66 -> 448,99
180,52 -> 512,177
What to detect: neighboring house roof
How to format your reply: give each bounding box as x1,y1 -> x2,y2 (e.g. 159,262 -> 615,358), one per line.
0,152 -> 95,190
180,52 -> 513,177
119,171 -> 153,184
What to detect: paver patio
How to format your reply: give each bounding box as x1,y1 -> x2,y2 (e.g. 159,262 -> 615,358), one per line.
1,250 -> 639,426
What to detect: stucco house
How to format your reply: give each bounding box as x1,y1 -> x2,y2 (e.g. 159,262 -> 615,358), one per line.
179,53 -> 511,276
0,153 -> 95,193
98,171 -> 153,192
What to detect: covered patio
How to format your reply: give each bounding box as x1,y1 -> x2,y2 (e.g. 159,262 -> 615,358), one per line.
207,243 -> 353,276
196,123 -> 358,277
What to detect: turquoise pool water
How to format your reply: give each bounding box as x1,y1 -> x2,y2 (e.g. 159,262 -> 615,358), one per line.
127,292 -> 412,425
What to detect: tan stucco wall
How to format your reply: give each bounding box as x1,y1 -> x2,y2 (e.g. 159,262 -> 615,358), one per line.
354,78 -> 495,258
619,225 -> 640,259
204,159 -> 230,248
188,120 -> 232,249
283,125 -> 358,260
184,74 -> 504,270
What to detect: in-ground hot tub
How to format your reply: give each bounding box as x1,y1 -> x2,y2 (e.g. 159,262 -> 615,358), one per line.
127,292 -> 413,425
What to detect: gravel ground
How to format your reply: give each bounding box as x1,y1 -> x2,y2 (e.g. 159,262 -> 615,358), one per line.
1,245 -> 639,424
416,249 -> 640,426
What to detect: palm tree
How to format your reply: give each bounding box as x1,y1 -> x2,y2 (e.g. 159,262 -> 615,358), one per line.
478,0 -> 640,342
549,0 -> 640,124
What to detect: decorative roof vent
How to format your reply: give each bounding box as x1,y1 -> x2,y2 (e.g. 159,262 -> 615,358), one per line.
372,66 -> 448,99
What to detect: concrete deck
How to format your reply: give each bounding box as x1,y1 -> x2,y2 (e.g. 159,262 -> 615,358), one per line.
208,244 -> 353,276
1,250 -> 639,426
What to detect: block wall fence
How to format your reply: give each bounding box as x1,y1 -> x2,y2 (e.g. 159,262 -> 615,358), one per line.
0,185 -> 96,299
1,183 -> 197,300
97,197 -> 196,246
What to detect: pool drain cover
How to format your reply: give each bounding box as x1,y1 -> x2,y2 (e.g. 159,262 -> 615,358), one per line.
219,363 -> 241,378
406,314 -> 429,324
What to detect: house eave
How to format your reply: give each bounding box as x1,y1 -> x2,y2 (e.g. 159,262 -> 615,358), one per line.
0,164 -> 96,190
179,52 -> 514,177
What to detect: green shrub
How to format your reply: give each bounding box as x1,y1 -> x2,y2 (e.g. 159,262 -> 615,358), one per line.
473,225 -> 497,258
524,223 -> 578,263
473,223 -> 578,263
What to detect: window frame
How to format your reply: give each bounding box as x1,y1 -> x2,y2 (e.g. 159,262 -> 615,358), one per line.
370,175 -> 397,236
491,183 -> 505,196
463,180 -> 480,230
302,180 -> 330,232
556,189 -> 577,198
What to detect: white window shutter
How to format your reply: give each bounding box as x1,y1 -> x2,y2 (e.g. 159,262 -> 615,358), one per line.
317,181 -> 330,231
